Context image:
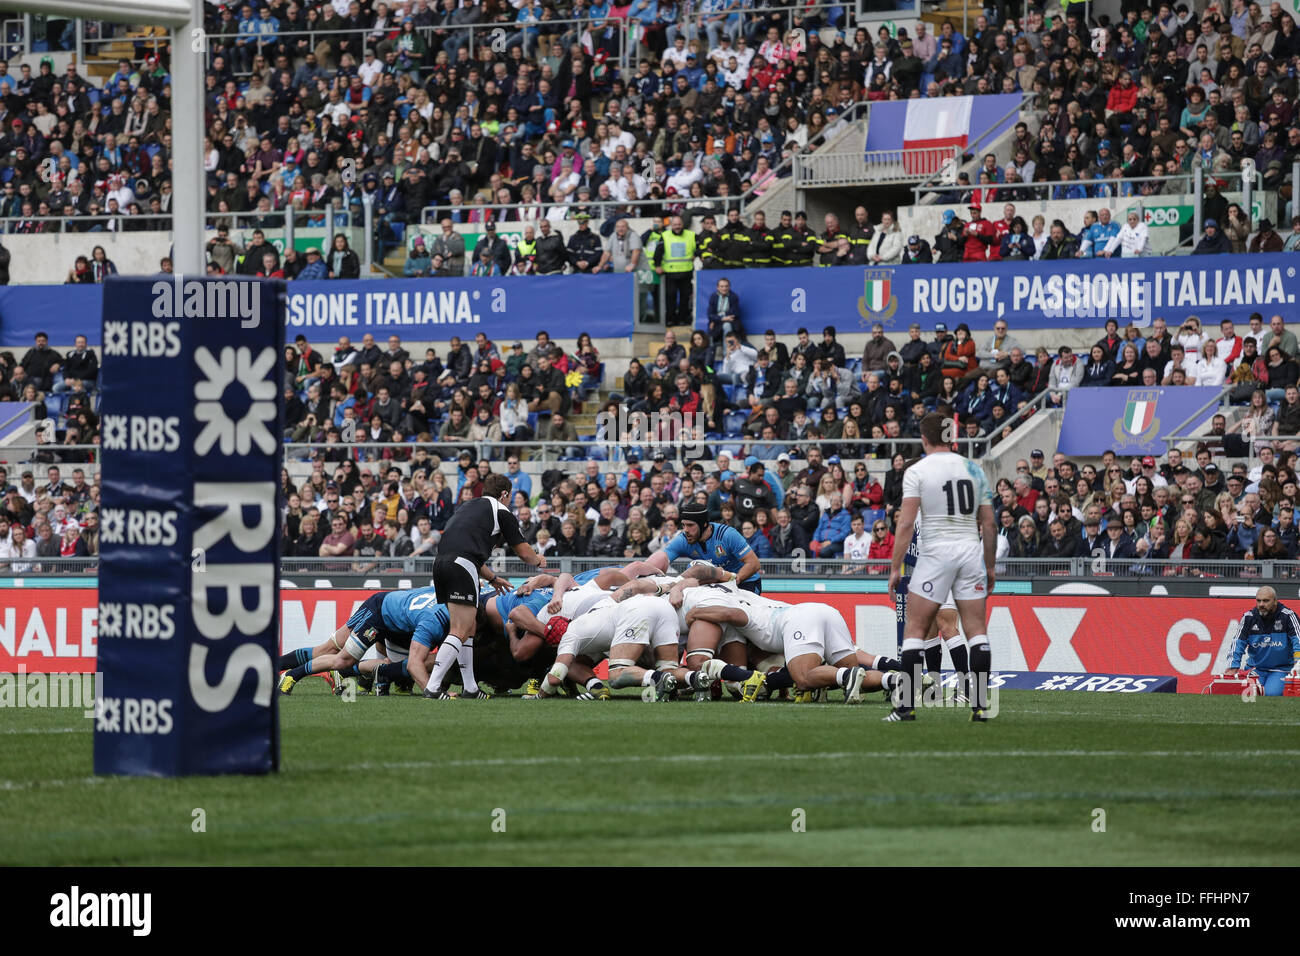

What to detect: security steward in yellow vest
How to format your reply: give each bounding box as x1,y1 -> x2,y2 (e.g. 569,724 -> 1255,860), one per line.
653,213 -> 697,327
513,230 -> 538,274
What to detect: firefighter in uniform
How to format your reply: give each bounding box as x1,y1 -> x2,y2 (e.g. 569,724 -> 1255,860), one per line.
848,206 -> 875,265
790,210 -> 816,267
743,210 -> 774,268
716,207 -> 750,269
698,214 -> 723,269
769,210 -> 800,266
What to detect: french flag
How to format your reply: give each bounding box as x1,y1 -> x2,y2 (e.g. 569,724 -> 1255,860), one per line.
902,97 -> 973,175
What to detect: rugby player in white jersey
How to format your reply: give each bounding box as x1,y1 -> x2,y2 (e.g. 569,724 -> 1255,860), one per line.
525,590 -> 684,700
911,515 -> 969,704
674,579 -> 905,702
887,412 -> 996,721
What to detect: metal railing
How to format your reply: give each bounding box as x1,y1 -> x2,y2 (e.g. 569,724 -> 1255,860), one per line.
419,198 -> 736,228
0,208 -> 358,234
742,99 -> 867,210
917,171 -> 1196,204
797,145 -> 960,187
9,554 -> 1300,580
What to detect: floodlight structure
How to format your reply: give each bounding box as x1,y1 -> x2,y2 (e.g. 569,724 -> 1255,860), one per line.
0,0 -> 205,272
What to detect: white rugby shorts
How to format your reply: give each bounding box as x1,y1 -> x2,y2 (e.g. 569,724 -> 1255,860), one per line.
909,541 -> 988,604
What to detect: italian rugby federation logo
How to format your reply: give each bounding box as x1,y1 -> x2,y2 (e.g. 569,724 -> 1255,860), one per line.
1114,389 -> 1161,447
857,268 -> 898,325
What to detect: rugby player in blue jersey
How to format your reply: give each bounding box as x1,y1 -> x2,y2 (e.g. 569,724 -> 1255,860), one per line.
276,585 -> 452,695
645,502 -> 763,593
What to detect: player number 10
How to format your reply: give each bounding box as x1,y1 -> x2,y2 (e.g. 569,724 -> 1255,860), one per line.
942,479 -> 975,516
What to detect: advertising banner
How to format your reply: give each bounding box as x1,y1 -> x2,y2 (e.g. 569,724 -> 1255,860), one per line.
1057,386 -> 1222,456
4,590 -> 1257,694
0,274 -> 637,346
692,253 -> 1300,335
93,275 -> 282,776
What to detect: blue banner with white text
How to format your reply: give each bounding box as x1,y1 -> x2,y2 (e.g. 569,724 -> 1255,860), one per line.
0,274 -> 636,346
94,276 -> 282,777
1057,386 -> 1222,457
693,253 -> 1300,335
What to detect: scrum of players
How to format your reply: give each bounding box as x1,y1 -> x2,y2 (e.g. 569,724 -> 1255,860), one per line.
276,417 -> 996,714
274,558 -> 910,705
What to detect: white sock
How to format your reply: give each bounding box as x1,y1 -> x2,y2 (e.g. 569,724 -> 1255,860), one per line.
427,636 -> 462,692
641,672 -> 655,686
457,637 -> 477,693
836,667 -> 849,686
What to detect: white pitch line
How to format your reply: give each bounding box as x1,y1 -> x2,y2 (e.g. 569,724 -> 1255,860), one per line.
3,749 -> 1298,792
1001,707 -> 1300,727
303,748 -> 1300,775
0,727 -> 87,735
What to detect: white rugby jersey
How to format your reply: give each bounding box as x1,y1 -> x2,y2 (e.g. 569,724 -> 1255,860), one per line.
537,581 -> 614,625
901,451 -> 992,558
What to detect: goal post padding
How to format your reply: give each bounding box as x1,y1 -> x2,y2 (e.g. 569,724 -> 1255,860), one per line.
94,275 -> 284,776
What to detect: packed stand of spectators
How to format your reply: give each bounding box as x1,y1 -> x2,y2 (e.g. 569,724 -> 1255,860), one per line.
1040,310 -> 1300,403
6,0 -> 1294,274
0,464 -> 100,570
992,439 -> 1300,572
278,438 -> 907,570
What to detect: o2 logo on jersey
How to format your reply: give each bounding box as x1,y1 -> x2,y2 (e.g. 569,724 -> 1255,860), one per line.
922,581 -> 933,593
791,630 -> 804,642
623,628 -> 635,640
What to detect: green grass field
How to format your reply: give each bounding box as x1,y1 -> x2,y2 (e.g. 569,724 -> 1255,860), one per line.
2,684 -> 1298,866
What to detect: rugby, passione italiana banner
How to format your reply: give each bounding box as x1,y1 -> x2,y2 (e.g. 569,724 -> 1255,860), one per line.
693,253 -> 1300,334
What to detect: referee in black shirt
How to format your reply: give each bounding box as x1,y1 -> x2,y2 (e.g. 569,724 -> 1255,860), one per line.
426,473 -> 546,698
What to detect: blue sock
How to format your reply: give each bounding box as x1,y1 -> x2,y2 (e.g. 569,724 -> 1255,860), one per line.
765,667 -> 794,690
720,664 -> 754,682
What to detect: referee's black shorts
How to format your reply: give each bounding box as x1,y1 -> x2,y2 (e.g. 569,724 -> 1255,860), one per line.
434,554 -> 481,607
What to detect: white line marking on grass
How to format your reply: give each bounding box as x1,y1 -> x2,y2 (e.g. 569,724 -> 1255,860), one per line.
1002,707 -> 1300,726
5,750 -> 1299,792
0,727 -> 86,735
307,749 -> 1300,774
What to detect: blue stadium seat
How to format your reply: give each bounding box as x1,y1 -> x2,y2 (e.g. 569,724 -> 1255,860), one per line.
44,393 -> 67,423
579,434 -> 606,460
723,411 -> 747,435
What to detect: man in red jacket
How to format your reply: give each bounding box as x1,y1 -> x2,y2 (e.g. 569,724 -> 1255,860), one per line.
962,202 -> 998,262
1105,71 -> 1138,137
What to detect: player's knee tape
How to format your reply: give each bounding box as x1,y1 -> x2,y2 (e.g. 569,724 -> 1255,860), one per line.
609,658 -> 637,669
654,660 -> 676,672
685,648 -> 715,660
547,661 -> 569,685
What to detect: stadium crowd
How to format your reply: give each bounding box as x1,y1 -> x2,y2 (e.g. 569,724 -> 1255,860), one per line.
6,303 -> 1300,571
0,0 -> 1297,275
